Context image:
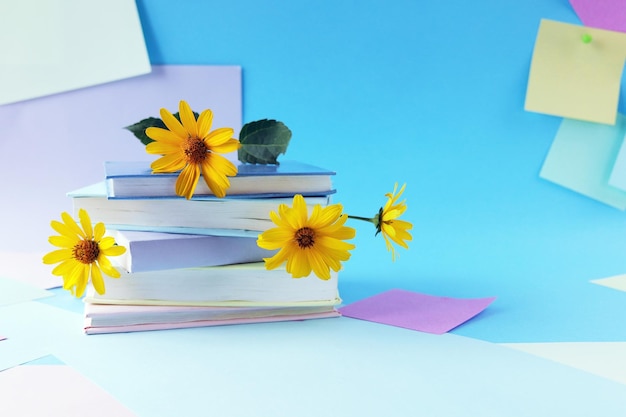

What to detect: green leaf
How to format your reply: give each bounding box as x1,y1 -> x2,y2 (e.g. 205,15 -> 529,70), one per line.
125,112 -> 200,146
238,119 -> 292,165
124,117 -> 166,146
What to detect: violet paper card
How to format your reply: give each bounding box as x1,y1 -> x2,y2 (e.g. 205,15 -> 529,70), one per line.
339,289 -> 496,334
569,0 -> 626,33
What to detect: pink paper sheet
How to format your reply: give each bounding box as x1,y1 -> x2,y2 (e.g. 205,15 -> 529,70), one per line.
339,289 -> 496,334
569,0 -> 626,33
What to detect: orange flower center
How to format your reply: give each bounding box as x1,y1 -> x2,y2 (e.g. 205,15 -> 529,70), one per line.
72,239 -> 100,264
183,137 -> 209,164
295,227 -> 316,249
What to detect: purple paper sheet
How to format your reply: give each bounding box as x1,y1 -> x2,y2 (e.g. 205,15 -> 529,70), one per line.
0,65 -> 241,253
569,0 -> 626,33
339,289 -> 496,334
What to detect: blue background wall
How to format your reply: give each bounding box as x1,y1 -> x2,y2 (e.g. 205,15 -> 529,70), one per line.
124,1 -> 626,342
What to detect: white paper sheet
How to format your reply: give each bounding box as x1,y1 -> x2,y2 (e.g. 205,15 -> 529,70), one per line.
0,365 -> 137,416
0,0 -> 151,105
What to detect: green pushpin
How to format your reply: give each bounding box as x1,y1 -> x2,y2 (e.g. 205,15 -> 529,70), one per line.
582,33 -> 592,43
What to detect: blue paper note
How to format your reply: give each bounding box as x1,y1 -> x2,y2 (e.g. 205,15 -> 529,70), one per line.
540,114 -> 626,209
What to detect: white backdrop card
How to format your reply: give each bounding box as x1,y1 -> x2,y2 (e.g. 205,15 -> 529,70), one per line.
0,0 -> 151,105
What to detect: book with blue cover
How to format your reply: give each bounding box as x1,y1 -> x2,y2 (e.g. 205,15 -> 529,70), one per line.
105,160 -> 335,199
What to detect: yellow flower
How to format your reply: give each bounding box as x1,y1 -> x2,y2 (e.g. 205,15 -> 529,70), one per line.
145,100 -> 240,199
42,209 -> 126,298
257,195 -> 356,280
373,183 -> 413,260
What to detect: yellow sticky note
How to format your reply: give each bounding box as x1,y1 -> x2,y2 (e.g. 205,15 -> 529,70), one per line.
525,19 -> 626,125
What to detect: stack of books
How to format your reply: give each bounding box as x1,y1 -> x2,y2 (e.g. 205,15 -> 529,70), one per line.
69,160 -> 342,334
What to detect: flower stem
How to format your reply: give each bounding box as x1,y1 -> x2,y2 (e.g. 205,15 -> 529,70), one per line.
347,215 -> 376,224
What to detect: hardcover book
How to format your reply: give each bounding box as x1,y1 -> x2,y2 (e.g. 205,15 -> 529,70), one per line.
85,262 -> 340,307
105,160 -> 336,199
69,182 -> 331,233
84,304 -> 340,335
109,229 -> 273,273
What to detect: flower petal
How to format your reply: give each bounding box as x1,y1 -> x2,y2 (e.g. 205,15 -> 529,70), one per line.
263,246 -> 293,271
210,138 -> 241,154
200,159 -> 230,198
286,249 -> 312,278
146,138 -> 183,155
78,209 -> 93,238
98,236 -> 116,250
150,153 -> 187,173
160,107 -> 188,139
97,255 -> 120,278
145,127 -> 183,145
196,109 -> 213,138
48,235 -> 77,249
205,127 -> 235,147
61,212 -> 85,238
43,249 -> 72,264
94,222 -> 106,241
50,220 -> 77,239
176,164 -> 201,199
307,249 -> 331,280
309,203 -> 343,229
291,195 -> 309,229
257,227 -> 294,250
71,263 -> 90,298
91,264 -> 105,295
179,100 -> 198,138
101,244 -> 126,257
207,153 -> 238,177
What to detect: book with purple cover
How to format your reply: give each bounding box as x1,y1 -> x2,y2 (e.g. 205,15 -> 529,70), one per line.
109,229 -> 273,273
105,160 -> 336,199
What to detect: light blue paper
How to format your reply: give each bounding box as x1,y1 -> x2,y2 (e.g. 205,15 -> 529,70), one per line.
0,302 -> 82,371
51,318 -> 626,416
608,128 -> 626,192
0,277 -> 52,306
540,114 -> 626,209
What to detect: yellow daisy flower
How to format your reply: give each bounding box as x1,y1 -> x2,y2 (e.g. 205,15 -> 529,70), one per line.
257,195 -> 356,280
42,209 -> 126,298
145,100 -> 241,199
373,183 -> 413,260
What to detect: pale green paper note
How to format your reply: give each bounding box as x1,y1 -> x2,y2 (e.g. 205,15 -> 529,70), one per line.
539,114 -> 626,209
525,19 -> 626,125
591,274 -> 626,292
503,342 -> 626,385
